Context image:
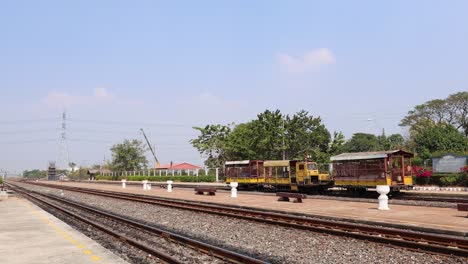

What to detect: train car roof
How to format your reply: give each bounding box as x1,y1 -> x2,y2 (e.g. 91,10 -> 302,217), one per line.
225,160 -> 250,165
330,150 -> 413,161
264,160 -> 290,167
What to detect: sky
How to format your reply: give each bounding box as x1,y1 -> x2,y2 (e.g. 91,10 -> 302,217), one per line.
1,0 -> 467,173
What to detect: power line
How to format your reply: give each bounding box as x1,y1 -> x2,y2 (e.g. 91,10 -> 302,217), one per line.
68,128 -> 197,137
68,138 -> 194,147
0,118 -> 59,124
0,139 -> 57,145
0,129 -> 58,135
68,118 -> 196,127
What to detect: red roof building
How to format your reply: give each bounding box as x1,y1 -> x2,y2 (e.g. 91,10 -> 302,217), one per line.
156,162 -> 202,170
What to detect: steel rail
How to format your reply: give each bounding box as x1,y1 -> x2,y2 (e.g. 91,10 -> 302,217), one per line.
64,180 -> 468,203
21,181 -> 468,258
10,184 -> 268,264
11,185 -> 181,264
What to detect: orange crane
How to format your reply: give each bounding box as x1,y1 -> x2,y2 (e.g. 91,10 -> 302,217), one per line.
140,128 -> 160,168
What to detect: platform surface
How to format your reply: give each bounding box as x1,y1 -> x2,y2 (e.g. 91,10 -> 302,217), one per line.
0,197 -> 128,264
47,182 -> 468,235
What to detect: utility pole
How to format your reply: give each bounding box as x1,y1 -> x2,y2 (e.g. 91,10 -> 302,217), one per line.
58,111 -> 70,170
282,116 -> 286,160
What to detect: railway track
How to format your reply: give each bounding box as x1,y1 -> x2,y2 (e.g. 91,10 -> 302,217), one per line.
74,180 -> 468,204
9,183 -> 267,264
14,181 -> 468,258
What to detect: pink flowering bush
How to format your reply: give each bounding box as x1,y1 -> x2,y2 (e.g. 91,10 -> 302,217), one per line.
460,166 -> 468,174
413,166 -> 433,178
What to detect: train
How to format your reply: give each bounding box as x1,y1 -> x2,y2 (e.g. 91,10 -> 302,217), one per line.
225,150 -> 414,193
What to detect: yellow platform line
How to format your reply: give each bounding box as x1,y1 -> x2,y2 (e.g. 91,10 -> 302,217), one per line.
18,199 -> 102,262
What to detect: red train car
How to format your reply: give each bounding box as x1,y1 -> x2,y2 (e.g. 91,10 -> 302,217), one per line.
330,150 -> 414,191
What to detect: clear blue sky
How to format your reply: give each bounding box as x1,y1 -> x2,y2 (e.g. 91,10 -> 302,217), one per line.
1,1 -> 467,172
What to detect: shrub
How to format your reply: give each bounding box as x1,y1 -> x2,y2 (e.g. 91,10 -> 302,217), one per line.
412,166 -> 433,185
415,172 -> 468,187
461,166 -> 468,175
412,166 -> 433,178
458,166 -> 468,186
412,156 -> 424,166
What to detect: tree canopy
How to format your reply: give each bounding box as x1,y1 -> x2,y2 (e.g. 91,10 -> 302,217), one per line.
399,91 -> 468,157
400,91 -> 468,137
191,109 -> 339,166
413,123 -> 468,159
23,169 -> 47,179
191,91 -> 467,167
110,139 -> 148,171
342,132 -> 406,153
190,124 -> 231,168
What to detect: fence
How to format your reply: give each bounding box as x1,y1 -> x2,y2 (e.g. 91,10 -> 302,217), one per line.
99,168 -> 224,182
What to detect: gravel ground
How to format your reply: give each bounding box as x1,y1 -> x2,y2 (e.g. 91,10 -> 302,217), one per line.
17,183 -> 467,264
38,194 -> 225,264
73,181 -> 464,208
31,195 -> 164,264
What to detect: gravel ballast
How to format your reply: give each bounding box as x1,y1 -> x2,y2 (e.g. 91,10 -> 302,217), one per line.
17,183 -> 467,264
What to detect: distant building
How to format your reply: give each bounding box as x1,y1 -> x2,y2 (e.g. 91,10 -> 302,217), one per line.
156,162 -> 202,171
87,169 -> 112,180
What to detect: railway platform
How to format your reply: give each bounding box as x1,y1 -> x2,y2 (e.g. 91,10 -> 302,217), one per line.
0,196 -> 128,264
48,181 -> 468,237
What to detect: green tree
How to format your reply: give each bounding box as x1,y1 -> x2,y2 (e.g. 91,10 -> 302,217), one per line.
254,109 -> 286,160
343,132 -> 406,153
343,133 -> 381,152
413,123 -> 468,159
190,124 -> 231,167
110,139 -> 148,171
400,91 -> 468,136
447,92 -> 468,136
191,109 -> 332,165
285,110 -> 331,160
225,122 -> 259,160
23,169 -> 47,179
68,162 -> 77,172
387,134 -> 405,149
376,130 -> 390,150
328,131 -> 346,155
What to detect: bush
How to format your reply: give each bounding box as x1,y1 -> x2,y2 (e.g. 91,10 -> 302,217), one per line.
412,156 -> 424,166
0,177 -> 3,184
412,166 -> 432,185
412,170 -> 467,187
95,175 -> 216,183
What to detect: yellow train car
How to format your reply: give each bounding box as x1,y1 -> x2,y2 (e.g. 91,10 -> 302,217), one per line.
225,159 -> 331,192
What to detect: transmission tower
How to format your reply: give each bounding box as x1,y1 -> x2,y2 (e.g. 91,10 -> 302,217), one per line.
57,111 -> 70,170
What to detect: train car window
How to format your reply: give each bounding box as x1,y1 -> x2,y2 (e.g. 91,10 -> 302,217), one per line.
307,163 -> 317,170
251,163 -> 257,177
299,164 -> 305,170
404,158 -> 412,176
281,167 -> 289,178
